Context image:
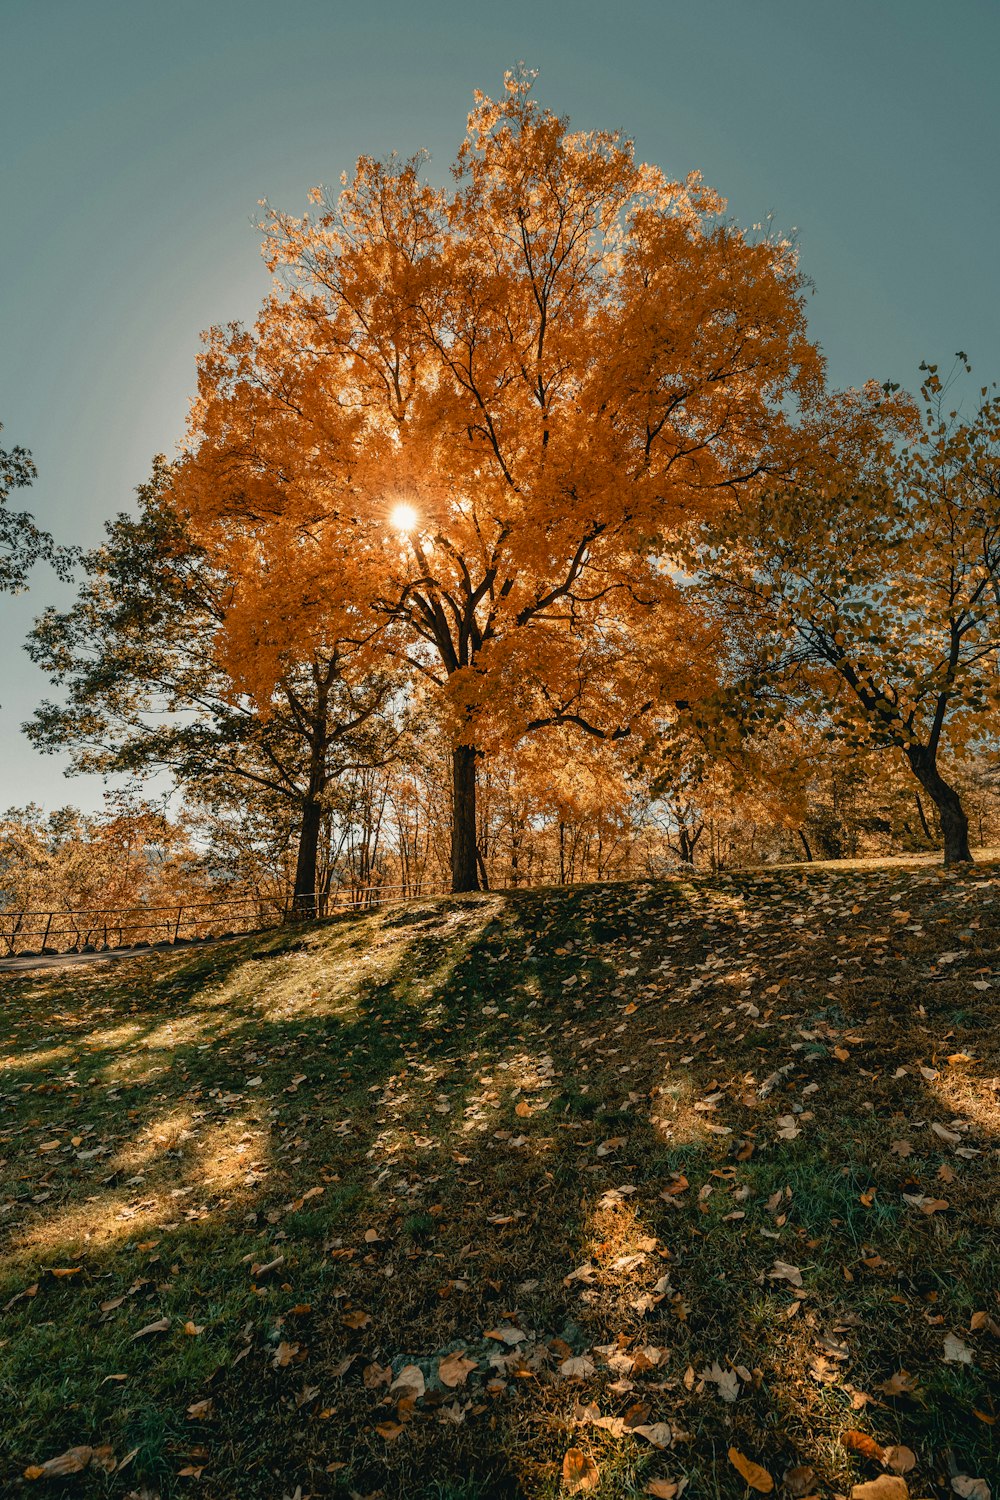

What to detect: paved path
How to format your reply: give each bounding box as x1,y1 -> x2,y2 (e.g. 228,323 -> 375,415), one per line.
0,934 -> 248,975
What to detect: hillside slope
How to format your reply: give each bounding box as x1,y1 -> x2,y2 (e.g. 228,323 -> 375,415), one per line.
1,868 -> 998,1498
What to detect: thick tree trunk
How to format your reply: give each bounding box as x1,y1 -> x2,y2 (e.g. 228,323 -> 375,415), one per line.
451,746 -> 480,892
906,747 -> 973,865
293,794 -> 324,915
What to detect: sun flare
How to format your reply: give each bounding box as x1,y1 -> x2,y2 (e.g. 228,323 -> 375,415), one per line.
390,502 -> 419,534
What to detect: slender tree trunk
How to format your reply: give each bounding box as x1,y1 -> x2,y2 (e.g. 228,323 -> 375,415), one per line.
797,829 -> 813,862
906,746 -> 973,865
914,791 -> 932,842
293,793 -> 324,915
451,746 -> 480,892
510,824 -> 521,888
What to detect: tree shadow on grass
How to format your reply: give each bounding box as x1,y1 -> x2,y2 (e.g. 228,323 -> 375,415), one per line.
0,873 -> 998,1497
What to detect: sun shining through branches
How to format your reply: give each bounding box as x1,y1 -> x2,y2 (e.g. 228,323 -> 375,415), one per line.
389,503 -> 419,535
172,71 -> 822,895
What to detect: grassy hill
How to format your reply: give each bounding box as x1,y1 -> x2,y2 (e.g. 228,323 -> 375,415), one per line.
1,868 -> 998,1498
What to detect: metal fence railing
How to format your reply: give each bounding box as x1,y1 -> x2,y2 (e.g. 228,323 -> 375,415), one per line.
0,879 -> 450,959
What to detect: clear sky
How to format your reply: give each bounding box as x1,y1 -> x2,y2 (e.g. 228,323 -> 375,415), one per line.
2,0 -> 998,813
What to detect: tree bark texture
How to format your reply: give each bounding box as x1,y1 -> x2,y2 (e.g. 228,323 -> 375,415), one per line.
906,747 -> 973,864
451,745 -> 480,892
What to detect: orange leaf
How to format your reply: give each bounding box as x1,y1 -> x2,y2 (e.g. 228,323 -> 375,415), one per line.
841,1429 -> 885,1463
728,1448 -> 774,1493
849,1479 -> 909,1500
562,1447 -> 600,1494
374,1420 -> 405,1440
341,1308 -> 371,1329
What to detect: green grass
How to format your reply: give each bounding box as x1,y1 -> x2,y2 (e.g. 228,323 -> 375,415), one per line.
1,871 -> 998,1497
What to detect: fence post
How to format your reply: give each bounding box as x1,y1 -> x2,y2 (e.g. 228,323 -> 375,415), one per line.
41,912 -> 53,951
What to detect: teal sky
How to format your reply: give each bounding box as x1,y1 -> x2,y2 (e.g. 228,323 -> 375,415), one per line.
2,0 -> 998,813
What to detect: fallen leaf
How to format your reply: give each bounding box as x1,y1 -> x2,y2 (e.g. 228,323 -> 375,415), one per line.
882,1446 -> 916,1475
49,1267 -> 82,1279
952,1477 -> 991,1500
841,1430 -> 885,1463
783,1466 -> 816,1498
250,1255 -> 284,1278
438,1351 -> 477,1388
186,1399 -> 213,1419
272,1340 -> 301,1368
902,1193 -> 949,1214
374,1420 -> 405,1440
632,1422 -> 673,1449
562,1447 -> 600,1493
182,1320 -> 204,1336
596,1136 -> 625,1156
484,1326 -> 527,1345
131,1316 -> 170,1339
24,1446 -> 95,1480
769,1259 -> 803,1288
701,1361 -> 741,1403
728,1447 -> 774,1492
878,1370 -> 919,1397
390,1364 -> 425,1398
850,1479 -> 909,1500
646,1482 -> 684,1499
943,1333 -> 974,1364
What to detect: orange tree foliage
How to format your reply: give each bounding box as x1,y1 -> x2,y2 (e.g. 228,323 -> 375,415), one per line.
712,364 -> 1000,864
172,73 -> 823,891
0,798 -> 208,951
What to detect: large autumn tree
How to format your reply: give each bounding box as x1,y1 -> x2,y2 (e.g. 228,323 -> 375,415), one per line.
172,72 -> 822,891
712,364 -> 1000,864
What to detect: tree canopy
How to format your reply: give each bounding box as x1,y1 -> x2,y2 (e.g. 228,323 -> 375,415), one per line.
171,72 -> 823,890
